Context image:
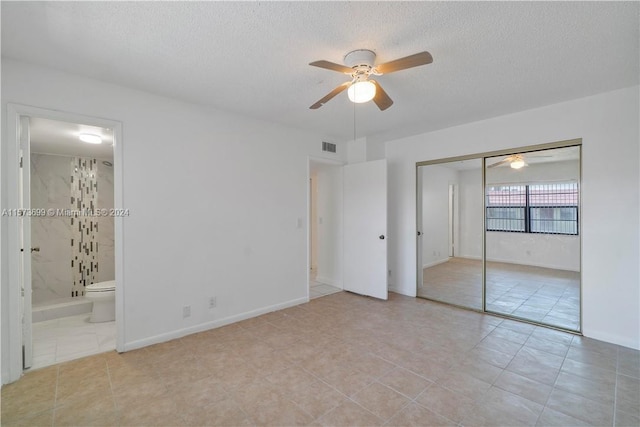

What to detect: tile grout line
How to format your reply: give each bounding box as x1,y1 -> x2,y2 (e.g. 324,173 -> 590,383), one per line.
299,361 -> 403,424
612,347 -> 619,427
51,365 -> 60,427
104,357 -> 119,425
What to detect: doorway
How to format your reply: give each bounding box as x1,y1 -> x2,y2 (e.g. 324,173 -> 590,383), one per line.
4,104 -> 124,383
308,159 -> 343,299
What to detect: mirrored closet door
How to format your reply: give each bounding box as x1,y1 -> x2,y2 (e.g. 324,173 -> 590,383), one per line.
485,146 -> 581,331
417,158 -> 483,310
417,142 -> 581,332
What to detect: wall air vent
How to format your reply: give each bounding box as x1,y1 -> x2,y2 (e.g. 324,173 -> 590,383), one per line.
322,141 -> 337,153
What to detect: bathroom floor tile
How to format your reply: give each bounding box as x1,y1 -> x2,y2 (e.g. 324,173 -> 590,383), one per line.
30,313 -> 116,369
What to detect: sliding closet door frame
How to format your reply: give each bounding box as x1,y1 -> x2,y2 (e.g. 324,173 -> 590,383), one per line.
416,153 -> 485,312
416,138 -> 582,333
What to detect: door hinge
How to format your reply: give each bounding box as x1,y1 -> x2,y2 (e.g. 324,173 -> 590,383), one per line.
19,156 -> 23,168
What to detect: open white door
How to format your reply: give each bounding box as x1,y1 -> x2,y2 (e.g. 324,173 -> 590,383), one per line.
19,116 -> 33,369
343,159 -> 387,300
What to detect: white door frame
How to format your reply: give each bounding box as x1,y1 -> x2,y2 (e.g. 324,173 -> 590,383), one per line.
306,156 -> 345,300
3,104 -> 125,384
19,116 -> 33,369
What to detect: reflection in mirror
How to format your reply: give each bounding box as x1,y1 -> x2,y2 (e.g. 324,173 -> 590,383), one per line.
485,146 -> 581,331
417,158 -> 483,310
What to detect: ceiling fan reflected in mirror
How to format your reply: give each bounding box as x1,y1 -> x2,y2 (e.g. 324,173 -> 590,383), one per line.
309,49 -> 433,111
487,153 -> 553,169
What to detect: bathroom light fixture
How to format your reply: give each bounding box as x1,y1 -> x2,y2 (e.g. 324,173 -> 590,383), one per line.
347,80 -> 376,104
79,133 -> 102,144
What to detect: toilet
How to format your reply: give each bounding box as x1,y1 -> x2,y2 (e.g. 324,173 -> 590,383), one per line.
85,280 -> 116,322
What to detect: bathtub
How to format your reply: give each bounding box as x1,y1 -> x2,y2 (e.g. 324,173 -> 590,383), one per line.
32,297 -> 93,323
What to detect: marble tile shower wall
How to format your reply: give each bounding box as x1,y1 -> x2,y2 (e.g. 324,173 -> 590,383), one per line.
70,157 -> 98,296
31,154 -> 73,304
97,161 -> 114,283
30,153 -> 114,304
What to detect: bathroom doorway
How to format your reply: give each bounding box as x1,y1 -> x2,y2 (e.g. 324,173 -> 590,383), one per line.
5,104 -> 123,381
308,158 -> 344,299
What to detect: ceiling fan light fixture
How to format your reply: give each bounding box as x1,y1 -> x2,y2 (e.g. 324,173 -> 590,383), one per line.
79,133 -> 102,144
510,159 -> 526,169
347,81 -> 376,103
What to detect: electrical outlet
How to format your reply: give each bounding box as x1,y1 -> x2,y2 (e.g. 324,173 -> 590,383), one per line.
209,296 -> 217,309
182,305 -> 191,318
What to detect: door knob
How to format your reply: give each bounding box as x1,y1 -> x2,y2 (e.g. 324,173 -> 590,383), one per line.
31,247 -> 40,252
379,235 -> 385,240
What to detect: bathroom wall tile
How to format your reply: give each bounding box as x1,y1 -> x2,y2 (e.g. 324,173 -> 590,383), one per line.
32,217 -> 71,263
97,217 -> 115,282
32,261 -> 73,303
30,153 -> 71,210
30,154 -> 73,303
97,161 -> 114,209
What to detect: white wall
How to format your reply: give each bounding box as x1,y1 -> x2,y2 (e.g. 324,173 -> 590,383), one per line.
457,168 -> 483,259
386,86 -> 640,349
1,59 -> 346,382
315,166 -> 343,287
310,176 -> 318,272
420,164 -> 457,267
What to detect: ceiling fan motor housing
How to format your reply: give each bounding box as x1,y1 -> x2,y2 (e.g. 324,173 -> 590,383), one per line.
344,49 -> 376,69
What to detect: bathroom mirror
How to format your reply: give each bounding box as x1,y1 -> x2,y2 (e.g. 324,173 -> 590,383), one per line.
484,146 -> 581,331
417,158 -> 483,310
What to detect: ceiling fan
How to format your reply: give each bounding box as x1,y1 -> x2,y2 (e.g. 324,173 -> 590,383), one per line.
309,49 -> 433,111
487,153 -> 552,169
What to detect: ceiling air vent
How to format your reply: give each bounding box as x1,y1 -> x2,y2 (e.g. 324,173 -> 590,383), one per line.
322,141 -> 337,153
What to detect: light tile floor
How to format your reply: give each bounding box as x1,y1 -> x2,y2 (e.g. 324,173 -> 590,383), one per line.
309,270 -> 342,299
310,281 -> 342,299
419,257 -> 580,331
3,292 -> 638,426
31,313 -> 116,370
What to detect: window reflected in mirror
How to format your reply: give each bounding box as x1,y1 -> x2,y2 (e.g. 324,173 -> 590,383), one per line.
485,146 -> 581,331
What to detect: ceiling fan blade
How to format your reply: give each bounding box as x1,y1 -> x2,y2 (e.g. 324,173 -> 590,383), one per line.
375,51 -> 433,75
370,80 -> 393,111
309,60 -> 354,74
487,158 -> 510,169
309,82 -> 351,109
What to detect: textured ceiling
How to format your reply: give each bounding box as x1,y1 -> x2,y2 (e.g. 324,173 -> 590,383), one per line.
2,2 -> 638,143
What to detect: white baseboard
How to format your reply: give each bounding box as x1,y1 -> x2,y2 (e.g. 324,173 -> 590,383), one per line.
486,256 -> 579,272
456,254 -> 482,261
422,258 -> 450,269
583,328 -> 640,351
452,255 -> 579,272
122,296 -> 308,352
315,276 -> 342,288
